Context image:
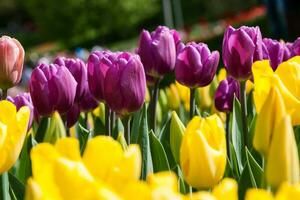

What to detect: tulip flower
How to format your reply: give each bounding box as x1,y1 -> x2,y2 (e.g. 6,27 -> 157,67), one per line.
29,63 -> 77,116
266,115 -> 300,188
175,42 -> 219,88
165,83 -> 181,110
198,85 -> 213,110
245,189 -> 274,200
214,77 -> 240,113
212,178 -> 238,200
7,92 -> 34,129
252,58 -> 300,125
292,37 -> 300,56
54,57 -> 87,102
222,26 -> 263,80
180,114 -> 226,188
0,36 -> 24,90
283,42 -> 293,60
253,87 -> 286,156
0,100 -> 30,173
87,50 -> 117,102
275,182 -> 300,199
104,52 -> 146,115
170,111 -> 185,163
137,26 -> 180,78
78,85 -> 98,112
66,103 -> 80,128
262,38 -> 285,71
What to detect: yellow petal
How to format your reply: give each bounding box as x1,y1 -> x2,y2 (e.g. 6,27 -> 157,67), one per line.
55,138 -> 81,161
121,181 -> 152,200
275,182 -> 300,200
147,172 -> 178,192
245,189 -> 274,200
83,136 -> 123,181
266,115 -> 300,188
187,191 -> 217,200
217,68 -> 227,82
212,178 -> 238,200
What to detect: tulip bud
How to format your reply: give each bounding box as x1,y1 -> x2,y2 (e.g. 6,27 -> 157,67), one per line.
283,42 -> 293,60
276,182 -> 300,199
253,87 -> 286,156
165,83 -> 180,110
292,37 -> 300,56
29,63 -> 77,116
43,112 -> 67,143
222,26 -> 263,80
104,52 -> 146,115
170,111 -> 185,163
245,189 -> 274,200
214,77 -> 240,113
54,57 -> 87,102
66,103 -> 80,128
212,178 -> 238,200
175,81 -> 190,111
197,85 -> 213,110
262,38 -> 286,71
266,115 -> 300,188
7,92 -> 34,129
175,42 -> 219,88
79,84 -> 98,112
0,36 -> 24,89
0,100 -> 30,173
180,114 -> 226,188
137,26 -> 180,78
87,51 -> 117,102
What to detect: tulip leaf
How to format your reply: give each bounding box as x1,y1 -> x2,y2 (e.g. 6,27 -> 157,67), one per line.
137,105 -> 153,179
8,173 -> 25,200
0,172 -> 10,200
159,113 -> 176,169
16,134 -> 36,184
149,130 -> 170,172
130,109 -> 142,144
35,117 -> 50,143
230,97 -> 245,174
173,165 -> 187,194
230,142 -> 240,178
238,163 -> 252,200
92,115 -> 106,136
77,124 -> 91,154
112,118 -> 124,139
245,147 -> 263,187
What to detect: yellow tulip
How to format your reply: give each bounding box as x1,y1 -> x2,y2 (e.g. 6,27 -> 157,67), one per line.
212,178 -> 238,200
175,81 -> 190,111
275,182 -> 300,200
253,87 -> 286,156
187,192 -> 217,200
197,85 -> 212,110
253,58 -> 300,125
180,114 -> 226,189
166,83 -> 181,110
0,100 -> 30,173
266,115 -> 300,188
170,111 -> 185,163
245,189 -> 274,200
217,68 -> 227,82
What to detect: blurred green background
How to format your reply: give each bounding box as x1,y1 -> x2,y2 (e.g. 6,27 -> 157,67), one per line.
1,0 -> 299,53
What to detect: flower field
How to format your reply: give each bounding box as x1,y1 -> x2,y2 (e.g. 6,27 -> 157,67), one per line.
1,25 -> 300,199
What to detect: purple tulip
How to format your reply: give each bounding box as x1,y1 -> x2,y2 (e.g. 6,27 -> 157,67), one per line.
137,26 -> 180,78
284,42 -> 293,60
87,51 -> 118,102
104,52 -> 146,115
29,63 -> 77,116
214,77 -> 240,112
66,103 -> 80,128
175,42 -> 219,88
262,38 -> 285,71
292,37 -> 300,56
222,26 -> 263,80
7,92 -> 34,128
79,84 -> 98,112
54,57 -> 87,102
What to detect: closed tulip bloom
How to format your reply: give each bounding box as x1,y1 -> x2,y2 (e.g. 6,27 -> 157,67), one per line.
175,42 -> 219,88
79,85 -> 98,112
29,63 -> 77,116
170,111 -> 185,163
66,103 -> 80,128
283,42 -> 293,60
104,52 -> 146,115
262,38 -> 285,71
0,36 -> 24,89
87,50 -> 117,102
245,189 -> 274,200
54,57 -> 87,102
212,178 -> 238,200
0,100 -> 30,173
214,77 -> 240,112
292,37 -> 300,56
222,26 -> 263,80
266,115 -> 300,188
137,26 -> 179,77
7,92 -> 34,129
180,114 -> 226,189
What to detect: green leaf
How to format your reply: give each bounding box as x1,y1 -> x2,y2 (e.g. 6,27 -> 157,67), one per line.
130,109 -> 142,144
149,130 -> 170,172
35,117 -> 50,143
137,105 -> 153,179
0,172 -> 10,200
230,142 -> 240,178
112,118 -> 124,139
77,124 -> 91,154
92,115 -> 106,136
238,163 -> 251,200
173,165 -> 187,194
230,97 -> 244,174
245,147 -> 263,188
117,132 -> 128,150
8,173 -> 25,200
159,113 -> 176,169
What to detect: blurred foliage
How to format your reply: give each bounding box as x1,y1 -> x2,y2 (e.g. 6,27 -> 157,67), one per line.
17,0 -> 159,46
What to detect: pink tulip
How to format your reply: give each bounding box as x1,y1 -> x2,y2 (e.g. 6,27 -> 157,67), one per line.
0,36 -> 24,89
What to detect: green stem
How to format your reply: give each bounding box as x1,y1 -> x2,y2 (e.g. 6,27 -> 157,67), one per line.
105,104 -> 111,136
149,79 -> 160,132
189,88 -> 196,119
110,111 -> 116,136
0,172 -> 9,200
239,81 -> 248,147
226,112 -> 231,161
123,115 -> 132,145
